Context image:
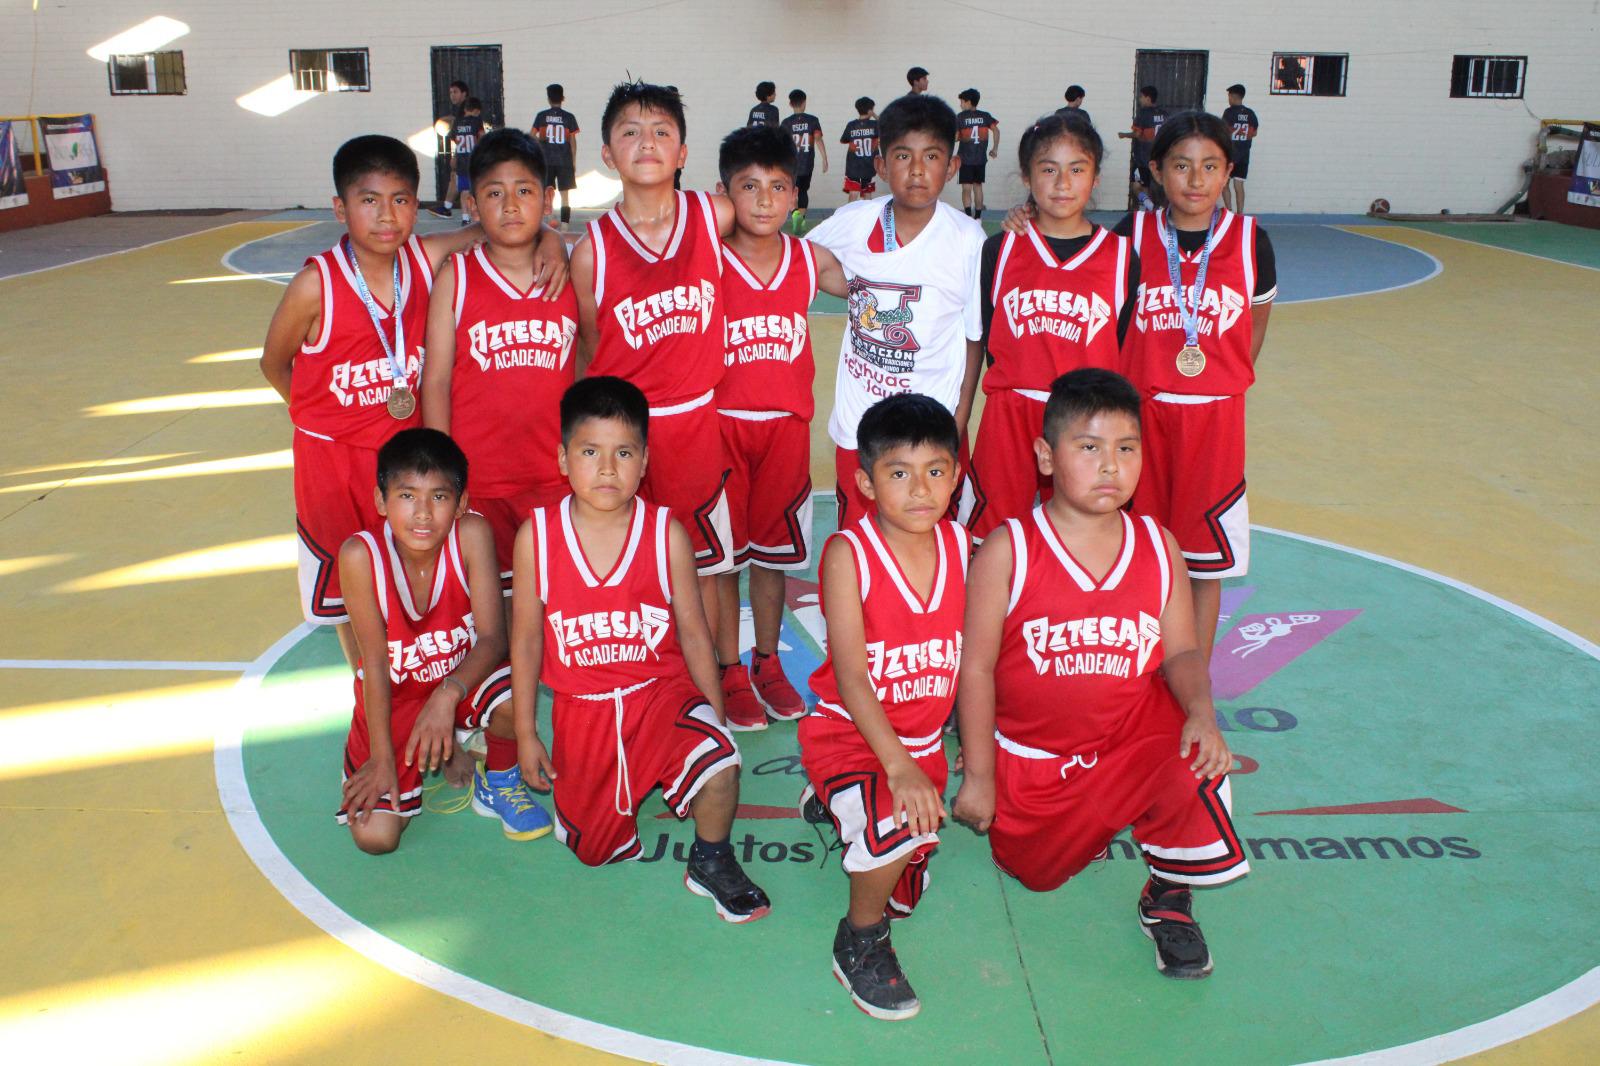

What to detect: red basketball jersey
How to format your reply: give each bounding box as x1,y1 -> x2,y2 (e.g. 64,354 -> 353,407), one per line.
809,517 -> 968,746
449,246 -> 579,496
994,507 -> 1175,754
1125,209 -> 1260,397
350,520 -> 478,712
291,235 -> 432,448
716,235 -> 817,419
530,496 -> 685,696
987,224 -> 1131,394
586,190 -> 725,406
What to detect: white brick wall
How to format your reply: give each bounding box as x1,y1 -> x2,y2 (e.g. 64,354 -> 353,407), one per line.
2,1 -> 1595,213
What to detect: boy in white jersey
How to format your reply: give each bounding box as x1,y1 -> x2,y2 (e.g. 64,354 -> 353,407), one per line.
806,93 -> 986,527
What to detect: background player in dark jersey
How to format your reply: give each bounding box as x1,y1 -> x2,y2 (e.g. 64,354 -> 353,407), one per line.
532,83 -> 581,228
783,89 -> 827,233
1056,84 -> 1091,127
1221,84 -> 1260,214
748,81 -> 780,128
430,79 -> 469,216
1119,85 -> 1167,210
840,96 -> 879,202
446,98 -> 487,223
956,88 -> 1000,219
907,66 -> 930,93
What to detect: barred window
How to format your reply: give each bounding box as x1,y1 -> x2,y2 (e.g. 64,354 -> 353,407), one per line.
108,51 -> 186,95
1450,56 -> 1526,99
290,48 -> 372,93
1270,53 -> 1347,97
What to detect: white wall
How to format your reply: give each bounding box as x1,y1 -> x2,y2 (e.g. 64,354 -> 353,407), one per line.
3,1 -> 1595,214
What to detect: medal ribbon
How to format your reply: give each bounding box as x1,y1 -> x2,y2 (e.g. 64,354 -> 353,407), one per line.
1161,207 -> 1218,349
343,237 -> 408,391
882,199 -> 897,250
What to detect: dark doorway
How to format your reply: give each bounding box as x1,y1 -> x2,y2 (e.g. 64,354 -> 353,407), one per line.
1132,49 -> 1209,114
429,45 -> 505,205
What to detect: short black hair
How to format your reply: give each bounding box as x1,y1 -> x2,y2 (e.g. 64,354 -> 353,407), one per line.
854,96 -> 874,116
1018,110 -> 1104,174
547,83 -> 564,105
1042,368 -> 1141,445
756,80 -> 776,100
719,125 -> 796,186
1227,83 -> 1247,97
1065,84 -> 1086,103
465,97 -> 483,112
449,80 -> 469,94
789,88 -> 807,106
1150,110 -> 1232,166
560,376 -> 649,445
332,134 -> 420,197
601,81 -> 686,144
1139,85 -> 1159,102
879,93 -> 957,152
856,393 -> 959,472
959,88 -> 980,106
906,66 -> 929,85
469,128 -> 546,189
377,427 -> 468,495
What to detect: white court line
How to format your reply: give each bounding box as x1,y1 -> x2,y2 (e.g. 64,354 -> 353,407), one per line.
0,219 -> 280,282
1375,223 -> 1600,274
1286,227 -> 1444,305
215,527 -> 1600,1066
219,222 -> 318,286
0,658 -> 252,672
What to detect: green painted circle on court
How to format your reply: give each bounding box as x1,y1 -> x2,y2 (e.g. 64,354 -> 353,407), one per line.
232,514 -> 1600,1064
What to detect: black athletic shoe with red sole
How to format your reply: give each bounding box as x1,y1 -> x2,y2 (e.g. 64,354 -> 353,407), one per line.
831,917 -> 920,1020
1138,877 -> 1214,979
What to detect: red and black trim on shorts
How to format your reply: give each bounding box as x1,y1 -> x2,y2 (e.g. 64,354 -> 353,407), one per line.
737,477 -> 813,568
297,516 -> 345,620
1140,774 -> 1248,883
662,694 -> 740,816
1187,478 -> 1247,576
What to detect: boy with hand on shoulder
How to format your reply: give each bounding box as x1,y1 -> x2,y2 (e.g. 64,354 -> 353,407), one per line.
710,126 -> 847,730
953,369 -> 1248,980
807,93 -> 987,527
801,394 -> 968,1021
261,134 -> 566,671
1119,86 -> 1167,210
509,378 -> 771,922
337,428 -> 553,853
422,129 -> 579,595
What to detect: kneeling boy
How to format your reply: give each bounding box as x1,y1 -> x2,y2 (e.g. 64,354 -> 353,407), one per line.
954,369 -> 1247,979
337,428 -> 553,853
801,394 -> 967,1020
509,377 -> 771,922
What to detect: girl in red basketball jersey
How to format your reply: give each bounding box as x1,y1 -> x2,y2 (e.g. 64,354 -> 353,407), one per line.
969,113 -> 1138,543
1114,112 -> 1276,664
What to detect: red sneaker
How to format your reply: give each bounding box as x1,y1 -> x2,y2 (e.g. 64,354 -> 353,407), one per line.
721,663 -> 768,731
750,652 -> 806,721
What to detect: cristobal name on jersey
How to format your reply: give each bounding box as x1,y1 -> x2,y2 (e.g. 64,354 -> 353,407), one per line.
725,312 -> 808,366
547,605 -> 671,667
388,618 -> 475,684
467,317 -> 577,372
613,281 -> 717,350
1001,286 -> 1111,344
865,635 -> 962,703
1021,612 -> 1160,677
330,349 -> 424,407
1136,283 -> 1245,336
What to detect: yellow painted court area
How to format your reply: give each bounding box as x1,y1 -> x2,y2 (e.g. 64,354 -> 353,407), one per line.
0,220 -> 1595,1062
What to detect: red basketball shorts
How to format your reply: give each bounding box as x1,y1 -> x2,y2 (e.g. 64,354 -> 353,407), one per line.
640,398 -> 733,575
335,661 -> 511,824
1133,394 -> 1249,579
294,431 -> 382,626
968,389 -> 1053,543
548,677 -> 741,867
471,482 -> 567,592
987,699 -> 1249,891
834,437 -> 975,530
718,412 -> 814,571
843,177 -> 877,195
799,714 -> 949,916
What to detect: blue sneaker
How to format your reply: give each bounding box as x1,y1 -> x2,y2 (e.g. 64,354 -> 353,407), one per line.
472,765 -> 554,841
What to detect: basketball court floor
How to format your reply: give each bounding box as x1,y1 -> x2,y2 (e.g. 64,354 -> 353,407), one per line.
1,210 -> 1595,1064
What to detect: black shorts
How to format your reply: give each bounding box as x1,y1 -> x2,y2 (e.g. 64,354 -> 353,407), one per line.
959,160 -> 988,185
794,170 -> 813,193
1230,148 -> 1251,181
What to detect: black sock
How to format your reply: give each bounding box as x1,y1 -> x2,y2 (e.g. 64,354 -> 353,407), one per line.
751,649 -> 772,663
1147,873 -> 1183,894
690,836 -> 733,864
560,205 -> 571,223
846,914 -> 886,935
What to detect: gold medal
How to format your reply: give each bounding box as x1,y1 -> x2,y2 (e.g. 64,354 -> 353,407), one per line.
386,384 -> 417,419
1176,345 -> 1206,378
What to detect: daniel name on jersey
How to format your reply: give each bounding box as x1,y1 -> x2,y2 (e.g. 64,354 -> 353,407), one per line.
1020,612 -> 1161,678
1000,286 -> 1113,345
865,634 -> 963,705
464,315 -> 577,372
546,605 -> 673,668
612,281 -> 718,350
725,312 -> 809,366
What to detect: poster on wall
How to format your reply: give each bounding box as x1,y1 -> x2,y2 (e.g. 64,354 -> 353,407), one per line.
1568,123 -> 1600,209
0,121 -> 28,210
40,114 -> 105,199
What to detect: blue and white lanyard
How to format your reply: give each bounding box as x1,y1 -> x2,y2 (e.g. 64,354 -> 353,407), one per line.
343,237 -> 408,388
1161,207 -> 1218,349
882,199 -> 898,249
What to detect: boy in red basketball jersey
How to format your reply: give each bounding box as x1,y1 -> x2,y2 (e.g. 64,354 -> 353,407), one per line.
954,369 -> 1247,980
337,429 -> 553,854
509,378 -> 771,922
261,134 -> 568,669
422,129 -> 579,593
710,126 -> 848,730
801,394 -> 967,1021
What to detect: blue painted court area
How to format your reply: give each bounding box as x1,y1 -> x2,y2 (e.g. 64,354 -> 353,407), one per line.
234,211 -> 1441,305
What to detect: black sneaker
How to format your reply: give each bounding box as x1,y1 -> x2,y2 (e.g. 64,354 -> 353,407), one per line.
427,202 -> 452,217
684,850 -> 771,923
831,917 -> 920,1020
799,784 -> 830,826
1138,877 -> 1213,979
